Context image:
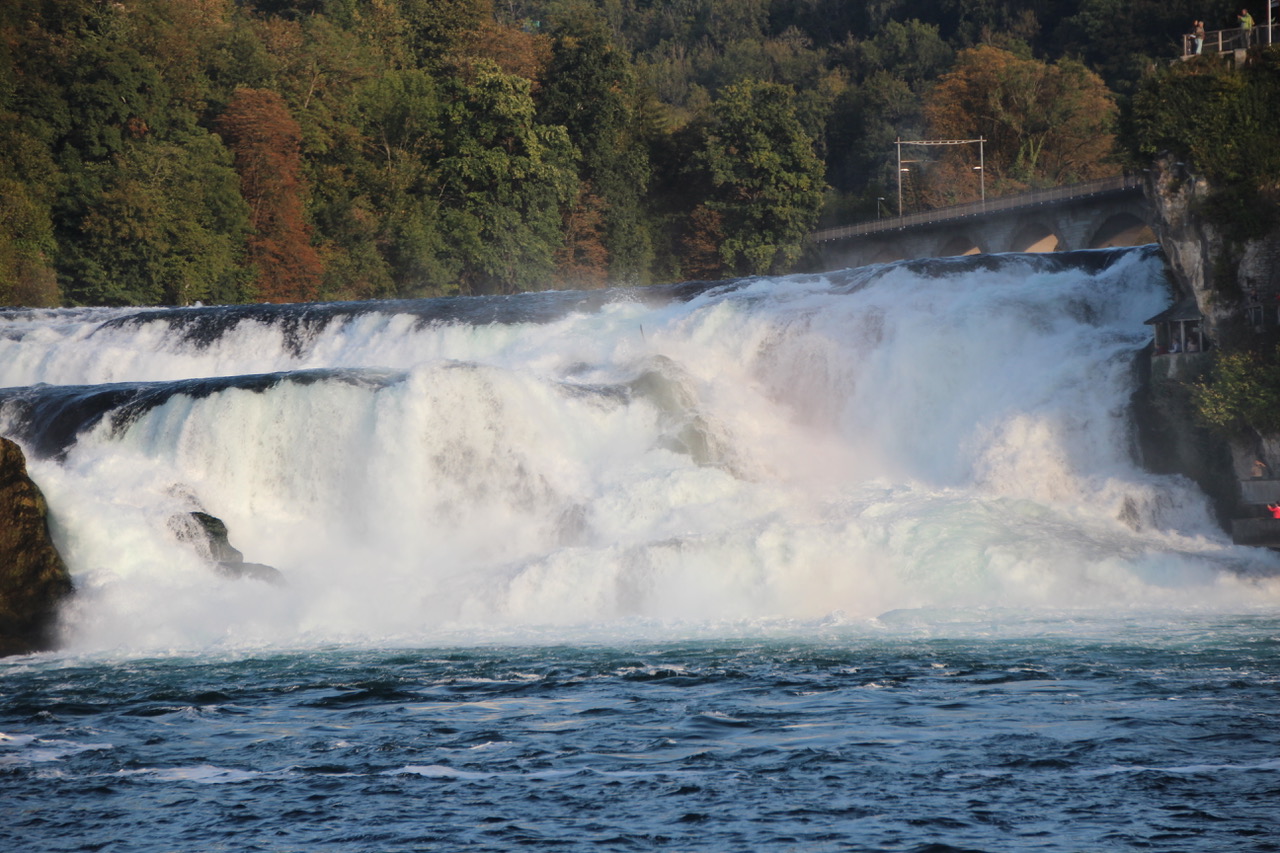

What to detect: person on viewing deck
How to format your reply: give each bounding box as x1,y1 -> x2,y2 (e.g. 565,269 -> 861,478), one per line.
1240,9 -> 1255,46
1253,459 -> 1270,479
1194,20 -> 1206,53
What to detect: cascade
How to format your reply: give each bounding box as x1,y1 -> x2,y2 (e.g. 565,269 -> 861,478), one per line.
1,247 -> 1277,652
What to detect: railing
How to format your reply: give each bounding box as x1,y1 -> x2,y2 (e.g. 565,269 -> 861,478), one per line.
1182,14 -> 1274,56
1183,23 -> 1274,56
810,174 -> 1143,244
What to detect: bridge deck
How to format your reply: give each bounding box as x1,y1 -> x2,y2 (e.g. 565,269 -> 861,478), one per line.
812,175 -> 1143,244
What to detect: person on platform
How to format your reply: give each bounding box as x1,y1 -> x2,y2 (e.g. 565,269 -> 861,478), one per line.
1240,8 -> 1255,47
1266,502 -> 1280,519
1194,19 -> 1206,53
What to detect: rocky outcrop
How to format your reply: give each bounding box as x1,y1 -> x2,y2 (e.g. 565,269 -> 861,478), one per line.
0,437 -> 73,656
168,510 -> 284,585
1143,154 -> 1280,351
1139,156 -> 1280,525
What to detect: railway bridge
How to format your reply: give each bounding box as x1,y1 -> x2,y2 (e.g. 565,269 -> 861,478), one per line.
810,175 -> 1154,270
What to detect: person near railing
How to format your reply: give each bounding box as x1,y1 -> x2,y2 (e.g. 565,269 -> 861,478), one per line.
1239,8 -> 1255,46
1194,19 -> 1206,53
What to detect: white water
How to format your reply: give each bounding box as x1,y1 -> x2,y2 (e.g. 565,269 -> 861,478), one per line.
4,250 -> 1279,653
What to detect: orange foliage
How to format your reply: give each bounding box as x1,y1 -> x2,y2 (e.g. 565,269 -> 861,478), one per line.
680,205 -> 725,281
554,186 -> 609,289
464,21 -> 552,88
217,88 -> 323,303
923,45 -> 1118,203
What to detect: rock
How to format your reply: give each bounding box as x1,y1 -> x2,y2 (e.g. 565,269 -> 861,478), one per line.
1140,155 -> 1280,528
169,510 -> 284,585
0,437 -> 74,656
1143,154 -> 1280,350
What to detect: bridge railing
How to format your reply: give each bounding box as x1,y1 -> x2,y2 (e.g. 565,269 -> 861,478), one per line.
810,174 -> 1143,244
1182,25 -> 1272,56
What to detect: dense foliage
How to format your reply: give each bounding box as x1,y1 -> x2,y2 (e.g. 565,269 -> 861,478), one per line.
1194,347 -> 1280,435
1128,47 -> 1280,244
0,0 -> 1245,305
1128,49 -> 1280,437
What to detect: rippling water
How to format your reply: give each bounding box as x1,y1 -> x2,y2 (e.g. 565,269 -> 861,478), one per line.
5,617 -> 1280,852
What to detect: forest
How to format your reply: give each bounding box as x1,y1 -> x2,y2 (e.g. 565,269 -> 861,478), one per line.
0,0 -> 1254,306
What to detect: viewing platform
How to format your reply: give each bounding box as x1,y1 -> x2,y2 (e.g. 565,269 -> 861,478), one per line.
1182,15 -> 1275,58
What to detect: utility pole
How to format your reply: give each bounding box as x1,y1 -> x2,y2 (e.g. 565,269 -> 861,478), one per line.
895,138 -> 987,215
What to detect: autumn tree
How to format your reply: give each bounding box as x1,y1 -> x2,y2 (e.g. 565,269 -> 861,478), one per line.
554,185 -> 609,288
697,79 -> 825,276
922,45 -> 1118,205
217,87 -> 323,302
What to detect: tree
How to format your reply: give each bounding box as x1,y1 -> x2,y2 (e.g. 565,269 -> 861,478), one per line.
697,79 -> 826,276
923,45 -> 1118,202
436,63 -> 577,294
217,87 -> 323,302
539,4 -> 653,282
59,133 -> 251,306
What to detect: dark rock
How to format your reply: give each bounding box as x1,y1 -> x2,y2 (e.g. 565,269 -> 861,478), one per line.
0,436 -> 74,656
169,510 -> 284,585
216,561 -> 285,585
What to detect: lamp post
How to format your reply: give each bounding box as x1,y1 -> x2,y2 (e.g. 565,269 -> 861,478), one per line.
877,197 -> 885,220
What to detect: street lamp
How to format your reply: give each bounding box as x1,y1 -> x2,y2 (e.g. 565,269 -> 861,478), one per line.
876,197 -> 885,220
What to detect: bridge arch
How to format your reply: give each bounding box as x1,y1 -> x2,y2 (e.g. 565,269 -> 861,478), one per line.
1088,212 -> 1156,248
1007,221 -> 1061,253
936,234 -> 985,257
867,243 -> 907,264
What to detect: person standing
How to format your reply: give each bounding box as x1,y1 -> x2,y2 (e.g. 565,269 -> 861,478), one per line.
1194,19 -> 1206,53
1240,8 -> 1255,47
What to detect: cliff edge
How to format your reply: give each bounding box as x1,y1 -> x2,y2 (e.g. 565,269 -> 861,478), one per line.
1137,153 -> 1280,526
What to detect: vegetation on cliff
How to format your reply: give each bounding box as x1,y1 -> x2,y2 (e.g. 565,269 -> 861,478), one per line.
1127,46 -> 1280,438
1129,46 -> 1280,244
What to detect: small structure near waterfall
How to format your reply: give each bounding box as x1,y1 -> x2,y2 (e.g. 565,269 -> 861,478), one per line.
169,511 -> 284,585
1145,297 -> 1207,354
0,437 -> 74,655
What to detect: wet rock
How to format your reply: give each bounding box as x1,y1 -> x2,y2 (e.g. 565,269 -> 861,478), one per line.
169,510 -> 284,585
0,437 -> 74,656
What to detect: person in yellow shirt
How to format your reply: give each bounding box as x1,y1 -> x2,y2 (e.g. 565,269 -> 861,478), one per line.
1239,8 -> 1256,47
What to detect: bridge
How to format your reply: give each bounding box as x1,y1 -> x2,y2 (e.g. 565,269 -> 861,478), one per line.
809,175 -> 1154,270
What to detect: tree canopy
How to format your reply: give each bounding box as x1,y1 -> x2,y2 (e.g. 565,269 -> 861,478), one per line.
0,0 -> 1235,306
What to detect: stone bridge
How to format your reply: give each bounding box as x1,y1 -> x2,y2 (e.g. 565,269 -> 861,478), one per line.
809,176 -> 1154,270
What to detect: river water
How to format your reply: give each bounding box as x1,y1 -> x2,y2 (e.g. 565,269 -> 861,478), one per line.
2,248 -> 1278,851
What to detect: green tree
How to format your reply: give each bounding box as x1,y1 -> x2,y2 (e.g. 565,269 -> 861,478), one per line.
60,133 -> 251,306
539,4 -> 653,283
1195,347 -> 1280,435
697,79 -> 825,276
437,63 -> 577,293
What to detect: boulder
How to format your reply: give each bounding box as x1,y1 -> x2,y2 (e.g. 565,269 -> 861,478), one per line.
169,510 -> 284,585
0,437 -> 74,656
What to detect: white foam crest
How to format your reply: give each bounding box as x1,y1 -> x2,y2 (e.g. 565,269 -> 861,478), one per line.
11,250 -> 1280,654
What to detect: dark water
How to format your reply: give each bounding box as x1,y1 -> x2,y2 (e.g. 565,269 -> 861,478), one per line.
4,621 -> 1279,852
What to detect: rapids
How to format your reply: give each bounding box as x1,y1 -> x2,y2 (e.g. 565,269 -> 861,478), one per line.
1,247 -> 1278,654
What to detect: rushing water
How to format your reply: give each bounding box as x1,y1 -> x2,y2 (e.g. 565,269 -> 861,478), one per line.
2,248 -> 1279,851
